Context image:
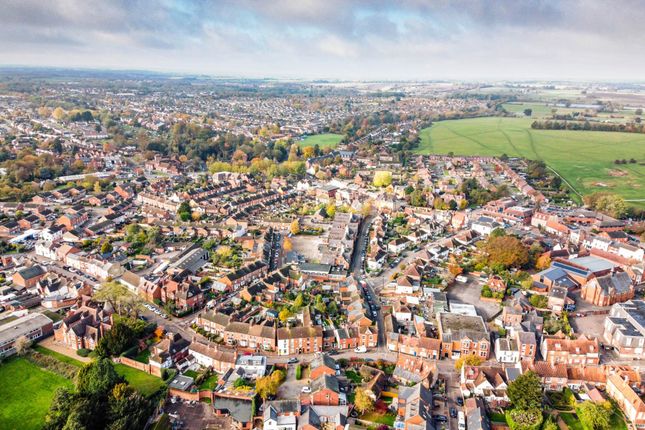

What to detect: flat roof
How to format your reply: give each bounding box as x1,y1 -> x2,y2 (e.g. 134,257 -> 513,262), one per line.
0,313 -> 53,345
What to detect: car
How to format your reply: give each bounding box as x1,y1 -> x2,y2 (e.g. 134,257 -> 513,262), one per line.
450,408 -> 457,418
301,386 -> 311,393
287,357 -> 299,364
354,346 -> 367,353
327,349 -> 339,356
456,397 -> 463,406
434,415 -> 448,423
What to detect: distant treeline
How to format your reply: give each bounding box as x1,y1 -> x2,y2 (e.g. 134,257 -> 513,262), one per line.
531,120 -> 645,134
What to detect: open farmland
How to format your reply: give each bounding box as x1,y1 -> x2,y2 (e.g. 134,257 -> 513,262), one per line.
416,117 -> 645,206
298,133 -> 344,148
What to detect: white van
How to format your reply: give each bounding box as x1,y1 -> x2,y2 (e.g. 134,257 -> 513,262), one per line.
354,346 -> 367,353
458,411 -> 466,430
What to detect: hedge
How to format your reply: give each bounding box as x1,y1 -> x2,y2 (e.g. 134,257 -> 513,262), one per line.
295,364 -> 302,380
77,348 -> 91,357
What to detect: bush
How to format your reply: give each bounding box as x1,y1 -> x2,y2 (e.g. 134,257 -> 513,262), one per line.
506,408 -> 543,430
295,364 -> 302,380
25,351 -> 78,379
76,348 -> 91,357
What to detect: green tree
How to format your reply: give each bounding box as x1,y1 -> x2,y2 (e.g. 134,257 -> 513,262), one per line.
529,294 -> 548,309
577,400 -> 612,430
76,358 -> 121,396
409,189 -> 426,207
507,371 -> 542,410
100,241 -> 113,254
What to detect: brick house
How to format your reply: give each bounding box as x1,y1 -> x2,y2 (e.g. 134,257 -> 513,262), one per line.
310,374 -> 342,406
277,326 -> 323,355
12,265 -> 46,289
541,334 -> 600,366
607,373 -> 645,428
437,312 -> 490,359
54,299 -> 113,350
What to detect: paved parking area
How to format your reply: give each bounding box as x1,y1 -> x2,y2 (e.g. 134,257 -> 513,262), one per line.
569,313 -> 607,339
277,363 -> 307,399
290,235 -> 324,261
445,278 -> 501,321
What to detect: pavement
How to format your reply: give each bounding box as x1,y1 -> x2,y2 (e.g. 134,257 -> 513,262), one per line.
445,275 -> 501,321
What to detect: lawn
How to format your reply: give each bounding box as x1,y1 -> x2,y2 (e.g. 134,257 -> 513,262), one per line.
416,117 -> 645,206
199,373 -> 220,390
560,412 -> 583,430
298,133 -> 344,148
114,364 -> 165,397
360,411 -> 396,426
0,357 -> 73,430
134,348 -> 151,364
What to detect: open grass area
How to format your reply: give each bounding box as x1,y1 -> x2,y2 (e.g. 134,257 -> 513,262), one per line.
114,364 -> 165,397
0,357 -> 73,430
416,117 -> 645,206
503,102 -> 638,123
298,133 -> 344,148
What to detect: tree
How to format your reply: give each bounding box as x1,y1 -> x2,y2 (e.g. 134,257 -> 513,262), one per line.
577,400 -> 611,430
529,294 -> 548,309
94,282 -> 143,317
354,388 -> 375,414
94,181 -> 102,194
481,235 -> 529,269
76,358 -> 121,396
177,201 -> 192,222
100,241 -> 113,255
278,308 -> 292,322
325,203 -> 337,218
507,371 -> 542,410
283,237 -> 293,252
409,189 -> 426,207
293,293 -> 304,309
52,107 -> 66,120
14,335 -> 31,356
454,354 -> 483,371
290,219 -> 301,235
373,171 -> 393,187
256,372 -> 281,400
95,319 -> 136,357
523,108 -> 533,117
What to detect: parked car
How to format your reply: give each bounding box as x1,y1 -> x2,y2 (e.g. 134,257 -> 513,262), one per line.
450,408 -> 457,418
287,357 -> 299,364
434,415 -> 448,423
354,346 -> 367,353
301,386 -> 311,393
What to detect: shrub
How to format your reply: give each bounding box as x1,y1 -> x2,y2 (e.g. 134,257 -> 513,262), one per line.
77,348 -> 91,357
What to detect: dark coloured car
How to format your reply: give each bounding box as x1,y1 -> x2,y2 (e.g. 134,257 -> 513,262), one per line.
434,415 -> 448,422
456,397 -> 464,406
450,408 -> 457,418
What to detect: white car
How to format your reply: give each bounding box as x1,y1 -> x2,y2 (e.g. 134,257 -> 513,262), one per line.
301,386 -> 311,393
354,346 -> 367,353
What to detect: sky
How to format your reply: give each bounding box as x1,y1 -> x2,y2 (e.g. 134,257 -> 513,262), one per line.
2,0 -> 645,81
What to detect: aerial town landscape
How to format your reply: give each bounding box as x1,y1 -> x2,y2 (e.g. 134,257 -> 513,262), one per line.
1,2 -> 645,430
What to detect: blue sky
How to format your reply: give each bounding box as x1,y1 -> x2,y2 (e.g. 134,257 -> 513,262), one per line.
2,0 -> 644,81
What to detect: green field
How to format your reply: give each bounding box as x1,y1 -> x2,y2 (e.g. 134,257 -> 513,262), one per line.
298,133 -> 344,148
114,363 -> 165,397
416,117 -> 645,205
0,357 -> 73,430
503,102 -> 637,122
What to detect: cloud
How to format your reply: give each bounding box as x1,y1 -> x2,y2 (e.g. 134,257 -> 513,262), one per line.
0,0 -> 644,80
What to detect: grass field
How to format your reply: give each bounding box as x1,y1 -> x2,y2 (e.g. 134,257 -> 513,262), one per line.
298,133 -> 344,148
416,117 -> 645,206
503,102 -> 636,122
0,357 -> 73,430
114,363 -> 165,397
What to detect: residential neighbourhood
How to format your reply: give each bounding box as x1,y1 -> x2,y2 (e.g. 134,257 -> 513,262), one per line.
1,71 -> 645,430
